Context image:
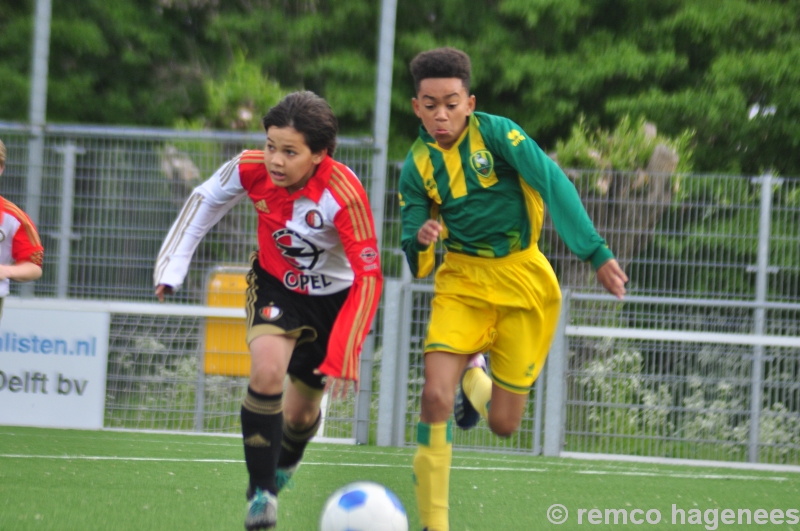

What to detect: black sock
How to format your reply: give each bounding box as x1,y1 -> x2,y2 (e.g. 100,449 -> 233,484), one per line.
241,387 -> 283,496
278,411 -> 321,469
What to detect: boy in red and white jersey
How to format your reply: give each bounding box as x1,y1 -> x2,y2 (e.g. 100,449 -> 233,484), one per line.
0,139 -> 44,319
154,92 -> 383,530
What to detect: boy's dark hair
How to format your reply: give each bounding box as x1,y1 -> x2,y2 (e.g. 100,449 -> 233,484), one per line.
410,47 -> 472,94
262,91 -> 338,156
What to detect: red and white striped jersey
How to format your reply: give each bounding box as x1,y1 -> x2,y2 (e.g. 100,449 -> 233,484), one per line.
154,151 -> 383,381
0,197 -> 44,297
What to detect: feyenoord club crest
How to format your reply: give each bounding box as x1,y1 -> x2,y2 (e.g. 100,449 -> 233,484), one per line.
469,150 -> 495,178
305,209 -> 324,229
259,305 -> 283,321
360,247 -> 378,264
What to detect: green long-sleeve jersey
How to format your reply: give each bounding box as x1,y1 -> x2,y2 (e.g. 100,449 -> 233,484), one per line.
399,111 -> 614,278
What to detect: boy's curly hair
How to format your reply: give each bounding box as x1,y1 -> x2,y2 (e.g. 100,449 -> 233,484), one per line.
410,47 -> 472,94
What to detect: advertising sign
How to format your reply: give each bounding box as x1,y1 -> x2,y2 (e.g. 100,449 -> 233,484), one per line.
0,308 -> 110,429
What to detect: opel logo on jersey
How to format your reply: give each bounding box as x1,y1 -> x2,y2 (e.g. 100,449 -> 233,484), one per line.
0,229 -> 5,243
259,305 -> 283,321
469,150 -> 495,177
273,228 -> 323,270
305,209 -> 324,229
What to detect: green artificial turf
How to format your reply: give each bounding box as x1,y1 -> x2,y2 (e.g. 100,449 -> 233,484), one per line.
2,426 -> 799,530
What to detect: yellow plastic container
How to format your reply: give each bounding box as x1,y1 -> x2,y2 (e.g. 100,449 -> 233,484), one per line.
204,267 -> 250,376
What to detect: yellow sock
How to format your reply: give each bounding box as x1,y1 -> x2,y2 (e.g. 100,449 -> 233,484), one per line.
413,421 -> 452,531
462,366 -> 492,418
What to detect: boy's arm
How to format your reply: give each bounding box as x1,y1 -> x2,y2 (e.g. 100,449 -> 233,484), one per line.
153,155 -> 248,292
399,158 -> 437,278
486,116 -> 614,270
0,262 -> 42,282
317,169 -> 383,382
4,198 -> 44,283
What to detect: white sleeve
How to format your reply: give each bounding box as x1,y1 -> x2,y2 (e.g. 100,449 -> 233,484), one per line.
153,156 -> 248,290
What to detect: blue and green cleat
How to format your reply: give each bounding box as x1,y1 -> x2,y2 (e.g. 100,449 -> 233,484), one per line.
244,487 -> 278,530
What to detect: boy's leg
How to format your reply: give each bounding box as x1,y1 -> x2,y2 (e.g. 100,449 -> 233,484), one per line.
242,334 -> 294,530
414,351 -> 470,531
276,377 -> 324,490
484,301 -> 560,437
486,386 -> 529,436
461,356 -> 528,436
242,387 -> 284,496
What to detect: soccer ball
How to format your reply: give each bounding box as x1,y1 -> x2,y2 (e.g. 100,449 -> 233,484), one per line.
319,481 -> 408,531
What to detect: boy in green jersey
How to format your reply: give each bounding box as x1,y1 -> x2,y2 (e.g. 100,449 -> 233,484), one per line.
399,47 -> 628,530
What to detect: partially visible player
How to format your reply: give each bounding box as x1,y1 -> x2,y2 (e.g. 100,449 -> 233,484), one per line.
399,48 -> 628,530
0,139 -> 44,321
153,91 -> 383,530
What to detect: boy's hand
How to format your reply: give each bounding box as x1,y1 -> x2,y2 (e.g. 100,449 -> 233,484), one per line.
313,369 -> 358,400
597,259 -> 628,300
417,220 -> 443,246
155,284 -> 174,302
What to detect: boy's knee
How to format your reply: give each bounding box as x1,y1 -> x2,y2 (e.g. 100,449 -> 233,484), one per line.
283,408 -> 318,429
488,415 -> 520,438
421,383 -> 455,414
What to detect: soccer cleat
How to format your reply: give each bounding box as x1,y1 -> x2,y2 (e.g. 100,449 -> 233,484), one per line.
453,353 -> 487,430
245,488 -> 278,530
275,463 -> 299,492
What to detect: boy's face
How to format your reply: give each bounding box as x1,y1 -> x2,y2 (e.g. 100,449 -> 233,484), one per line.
264,126 -> 325,194
412,78 -> 475,150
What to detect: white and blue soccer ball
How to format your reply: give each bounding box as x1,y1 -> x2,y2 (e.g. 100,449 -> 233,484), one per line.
319,481 -> 408,531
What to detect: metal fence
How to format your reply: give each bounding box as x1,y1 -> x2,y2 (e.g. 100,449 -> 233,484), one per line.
0,122 -> 375,442
1,122 -> 798,465
559,294 -> 800,465
0,122 -> 375,302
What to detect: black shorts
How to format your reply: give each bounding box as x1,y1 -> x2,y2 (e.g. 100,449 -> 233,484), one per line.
245,253 -> 349,390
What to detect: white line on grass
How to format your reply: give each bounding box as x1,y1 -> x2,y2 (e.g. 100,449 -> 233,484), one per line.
562,451 -> 800,474
0,454 -> 788,481
311,447 -> 799,476
0,454 -> 545,472
575,470 -> 787,481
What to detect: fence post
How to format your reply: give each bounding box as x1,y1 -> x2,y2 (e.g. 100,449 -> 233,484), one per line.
377,279 -> 403,446
392,283 -> 413,447
54,143 -> 84,299
749,173 -> 775,463
368,0 -> 397,252
355,333 -> 375,444
532,363 -> 545,455
25,0 -> 51,225
544,290 -> 570,457
21,0 -> 52,299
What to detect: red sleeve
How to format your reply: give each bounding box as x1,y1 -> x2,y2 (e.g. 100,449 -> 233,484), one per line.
4,199 -> 44,266
237,150 -> 265,189
316,164 -> 383,382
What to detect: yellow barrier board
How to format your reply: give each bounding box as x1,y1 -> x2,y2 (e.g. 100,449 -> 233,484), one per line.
204,269 -> 250,376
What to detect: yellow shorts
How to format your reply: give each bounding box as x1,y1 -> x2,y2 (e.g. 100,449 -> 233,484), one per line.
424,247 -> 562,394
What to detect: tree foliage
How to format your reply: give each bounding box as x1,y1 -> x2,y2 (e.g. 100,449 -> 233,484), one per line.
391,0 -> 800,174
1,0 -> 800,175
555,115 -> 693,174
196,51 -> 285,131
